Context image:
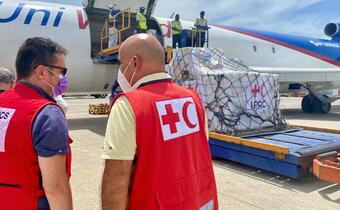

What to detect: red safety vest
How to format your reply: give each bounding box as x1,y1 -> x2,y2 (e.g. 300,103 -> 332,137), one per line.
113,79 -> 218,210
0,83 -> 72,210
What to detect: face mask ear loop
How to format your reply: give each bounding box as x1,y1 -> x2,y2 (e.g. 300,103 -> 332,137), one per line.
44,66 -> 62,85
122,59 -> 134,75
42,79 -> 54,88
129,69 -> 137,85
128,58 -> 138,85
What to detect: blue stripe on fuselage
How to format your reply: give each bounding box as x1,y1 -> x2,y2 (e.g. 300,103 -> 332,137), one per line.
216,25 -> 340,65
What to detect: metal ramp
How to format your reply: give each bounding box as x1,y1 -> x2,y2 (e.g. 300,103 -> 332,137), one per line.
98,8 -> 131,61
209,128 -> 340,178
99,44 -> 121,56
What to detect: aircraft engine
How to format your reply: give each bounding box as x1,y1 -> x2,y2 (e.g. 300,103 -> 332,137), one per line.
324,23 -> 340,39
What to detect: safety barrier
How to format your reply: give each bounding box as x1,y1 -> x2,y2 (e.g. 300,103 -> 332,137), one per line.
191,27 -> 210,47
100,8 -> 131,55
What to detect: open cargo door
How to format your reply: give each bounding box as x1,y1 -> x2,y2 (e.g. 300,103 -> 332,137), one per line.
84,0 -> 163,62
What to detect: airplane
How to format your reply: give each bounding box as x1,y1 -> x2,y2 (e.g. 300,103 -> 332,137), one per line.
1,0 -> 340,113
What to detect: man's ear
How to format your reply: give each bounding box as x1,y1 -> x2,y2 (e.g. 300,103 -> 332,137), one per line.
34,65 -> 45,80
133,55 -> 143,72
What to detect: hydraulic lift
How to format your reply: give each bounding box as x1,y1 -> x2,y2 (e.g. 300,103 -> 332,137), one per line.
209,127 -> 340,183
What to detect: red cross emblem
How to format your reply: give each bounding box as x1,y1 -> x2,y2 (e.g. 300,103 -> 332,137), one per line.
161,104 -> 180,134
251,84 -> 266,97
156,97 -> 200,141
251,85 -> 261,97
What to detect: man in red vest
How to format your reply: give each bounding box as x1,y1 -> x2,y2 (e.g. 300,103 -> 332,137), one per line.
0,37 -> 73,210
101,34 -> 218,210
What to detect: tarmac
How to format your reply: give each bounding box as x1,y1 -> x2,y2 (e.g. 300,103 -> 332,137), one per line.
66,96 -> 340,210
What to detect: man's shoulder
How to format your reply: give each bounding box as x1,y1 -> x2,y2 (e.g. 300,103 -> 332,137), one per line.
37,104 -> 65,121
32,104 -> 69,157
111,92 -> 127,104
111,95 -> 132,112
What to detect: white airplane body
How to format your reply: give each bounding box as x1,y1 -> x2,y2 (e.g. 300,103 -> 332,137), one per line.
158,17 -> 340,93
1,0 -> 340,112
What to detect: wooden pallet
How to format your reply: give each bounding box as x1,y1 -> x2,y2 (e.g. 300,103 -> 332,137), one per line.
89,103 -> 110,115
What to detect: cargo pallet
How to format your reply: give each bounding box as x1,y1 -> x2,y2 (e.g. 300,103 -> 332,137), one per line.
209,127 -> 340,182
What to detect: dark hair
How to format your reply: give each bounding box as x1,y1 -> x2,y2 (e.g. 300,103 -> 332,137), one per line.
15,37 -> 67,80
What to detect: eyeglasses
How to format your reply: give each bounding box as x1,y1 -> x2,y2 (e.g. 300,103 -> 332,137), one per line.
45,65 -> 68,76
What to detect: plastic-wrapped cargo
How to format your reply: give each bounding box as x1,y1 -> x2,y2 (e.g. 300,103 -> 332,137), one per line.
166,48 -> 288,136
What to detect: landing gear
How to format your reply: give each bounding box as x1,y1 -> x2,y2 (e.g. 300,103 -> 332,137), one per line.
301,96 -> 313,113
301,95 -> 331,113
92,94 -> 108,99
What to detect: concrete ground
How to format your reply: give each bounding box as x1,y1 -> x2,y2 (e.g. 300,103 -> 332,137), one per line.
66,97 -> 340,210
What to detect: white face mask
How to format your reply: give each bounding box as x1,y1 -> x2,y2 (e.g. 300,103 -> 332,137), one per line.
117,59 -> 136,92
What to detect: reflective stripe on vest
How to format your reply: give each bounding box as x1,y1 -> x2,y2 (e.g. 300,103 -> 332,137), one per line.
171,20 -> 182,35
137,12 -> 147,30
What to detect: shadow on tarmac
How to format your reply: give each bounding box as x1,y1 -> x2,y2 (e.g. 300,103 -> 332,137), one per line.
318,184 -> 340,204
281,105 -> 340,122
213,159 -> 340,204
67,117 -> 107,137
67,114 -> 340,204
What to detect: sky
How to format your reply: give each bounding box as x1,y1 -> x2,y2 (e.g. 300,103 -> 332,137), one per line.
31,0 -> 340,38
155,0 -> 340,38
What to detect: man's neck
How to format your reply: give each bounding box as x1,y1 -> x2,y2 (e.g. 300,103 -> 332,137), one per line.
18,81 -> 55,101
22,78 -> 53,97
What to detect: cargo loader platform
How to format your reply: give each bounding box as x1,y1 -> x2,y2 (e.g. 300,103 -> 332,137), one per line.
209,128 -> 340,179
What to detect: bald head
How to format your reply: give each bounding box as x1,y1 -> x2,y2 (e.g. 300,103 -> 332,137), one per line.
118,34 -> 165,86
120,34 -> 164,66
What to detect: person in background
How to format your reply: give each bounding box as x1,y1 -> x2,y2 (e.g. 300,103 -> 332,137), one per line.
194,10 -> 208,47
136,6 -> 148,33
0,67 -> 15,93
109,80 -> 120,106
101,34 -> 218,210
0,37 -> 73,210
108,4 -> 120,48
171,14 -> 182,48
108,4 -> 120,20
